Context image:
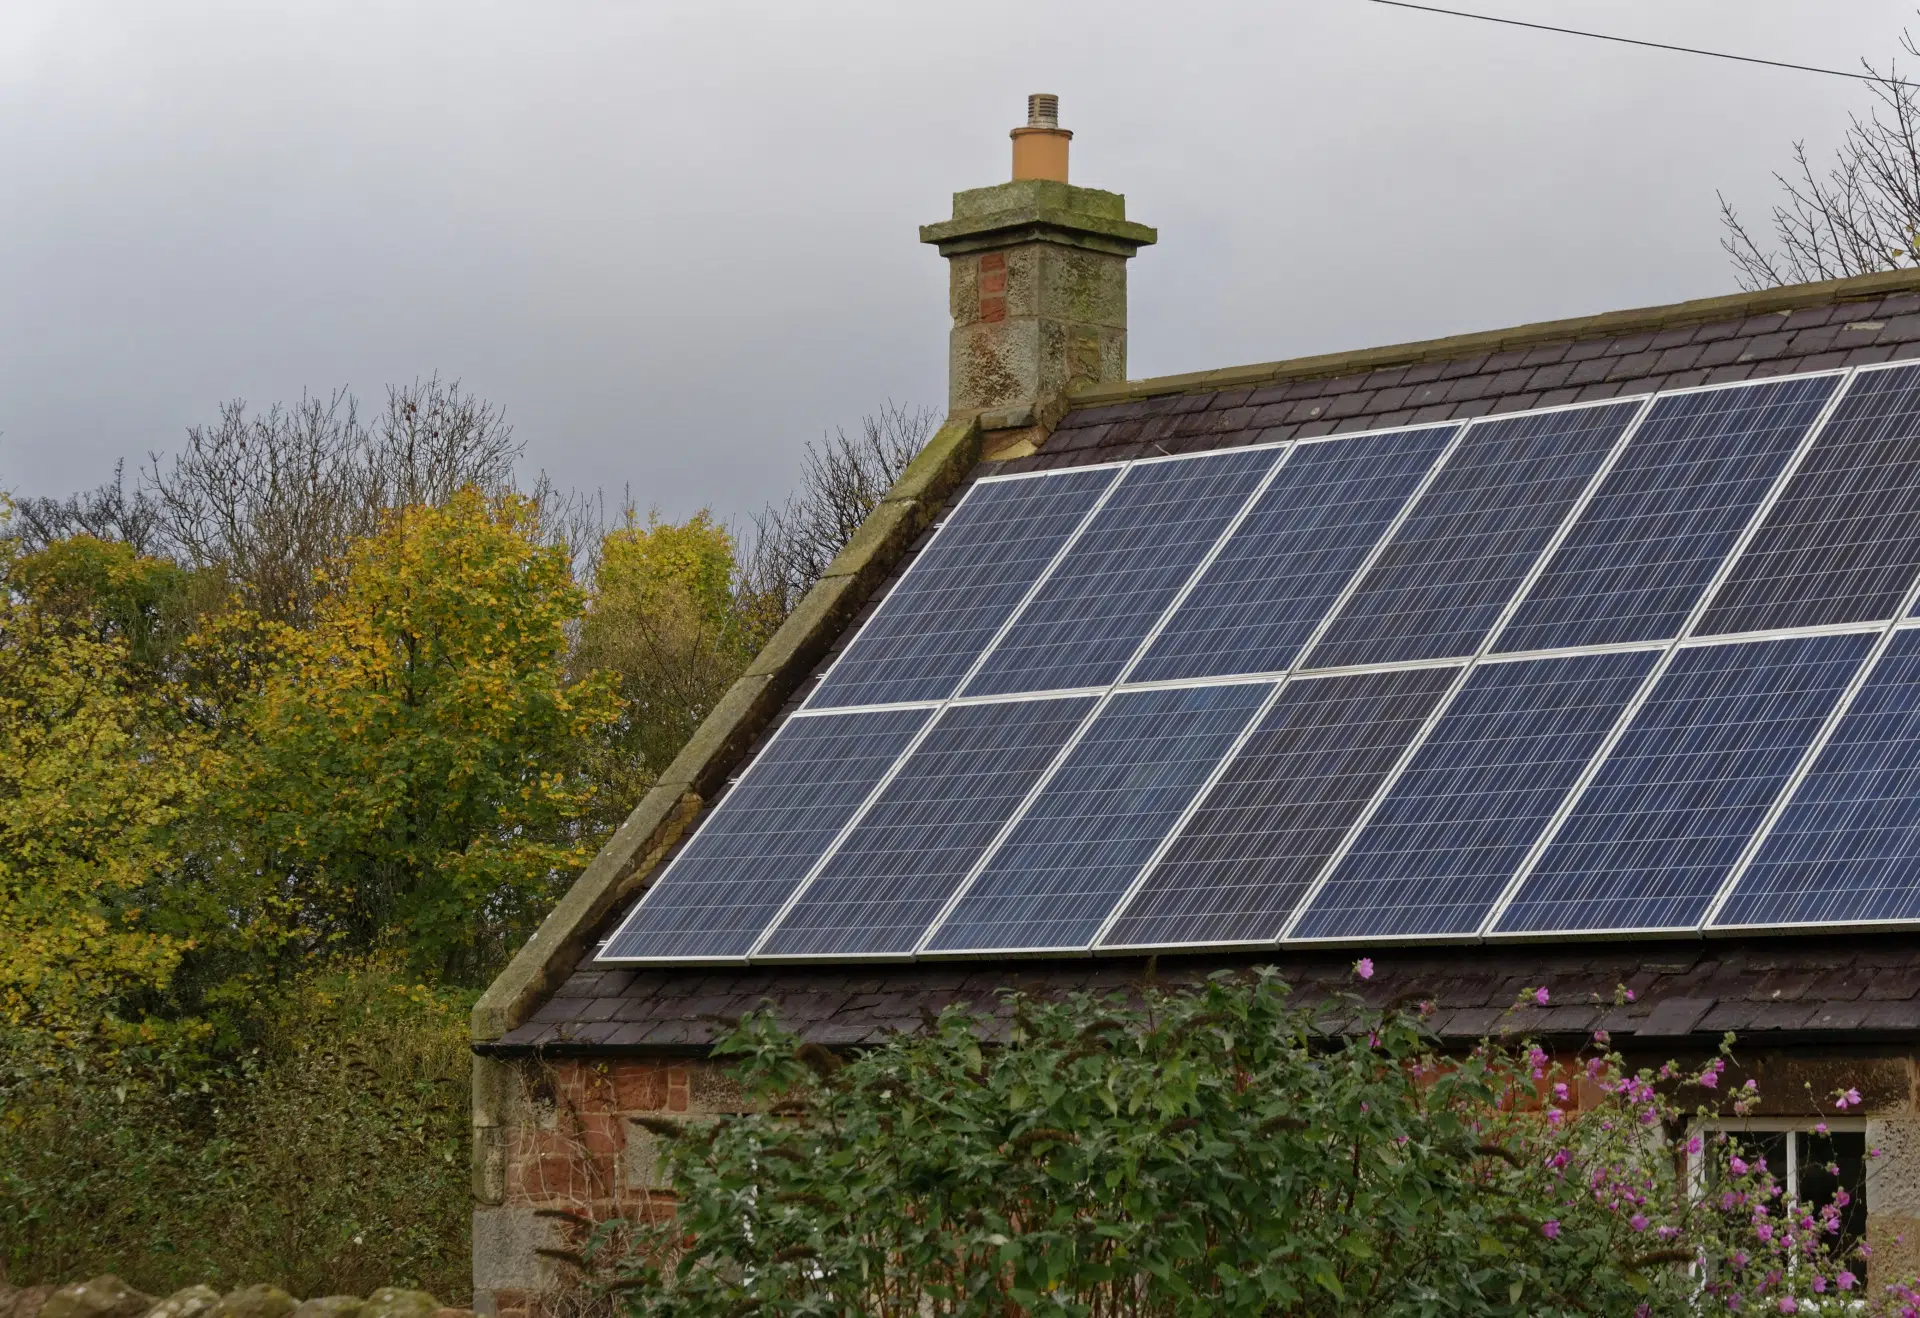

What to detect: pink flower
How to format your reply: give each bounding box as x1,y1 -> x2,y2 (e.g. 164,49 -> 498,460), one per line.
1547,1109 -> 1564,1127
1731,1156 -> 1749,1176
1686,1135 -> 1703,1155
1541,1219 -> 1561,1239
1839,1271 -> 1857,1291
1629,1213 -> 1648,1232
1353,957 -> 1374,980
1625,988 -> 1636,1002
1812,1275 -> 1828,1293
1699,1069 -> 1720,1089
1815,1122 -> 1828,1134
1836,1087 -> 1862,1110
1534,986 -> 1551,1006
1777,1299 -> 1797,1314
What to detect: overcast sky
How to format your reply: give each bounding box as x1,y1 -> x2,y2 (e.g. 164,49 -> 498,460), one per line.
3,2 -> 1916,527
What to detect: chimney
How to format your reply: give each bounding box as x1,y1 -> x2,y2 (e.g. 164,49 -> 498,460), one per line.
1011,94 -> 1070,182
920,95 -> 1156,445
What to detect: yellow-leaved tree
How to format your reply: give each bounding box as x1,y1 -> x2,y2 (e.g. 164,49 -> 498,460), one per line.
0,529 -> 213,1058
230,489 -> 620,984
574,510 -> 773,821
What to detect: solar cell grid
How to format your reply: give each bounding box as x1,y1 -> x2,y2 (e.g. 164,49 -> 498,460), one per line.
1494,632 -> 1875,935
756,696 -> 1096,958
1303,400 -> 1643,671
1101,666 -> 1457,949
924,683 -> 1275,954
1129,426 -> 1459,683
1289,649 -> 1659,941
598,707 -> 931,961
1494,375 -> 1840,654
962,449 -> 1278,698
1699,363 -> 1920,637
808,467 -> 1117,709
1715,628 -> 1920,929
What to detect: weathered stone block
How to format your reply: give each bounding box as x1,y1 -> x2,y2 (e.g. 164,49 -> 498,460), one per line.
1869,1118 -> 1920,1219
288,1299 -> 362,1318
206,1288 -> 295,1318
144,1287 -> 219,1318
473,1205 -> 559,1299
359,1292 -> 436,1318
43,1279 -> 151,1318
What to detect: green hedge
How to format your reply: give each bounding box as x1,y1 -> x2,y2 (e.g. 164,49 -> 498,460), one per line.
0,964 -> 471,1301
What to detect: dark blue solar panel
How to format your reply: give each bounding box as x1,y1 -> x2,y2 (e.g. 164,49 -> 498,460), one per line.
1715,628 -> 1920,929
1496,633 -> 1873,934
1303,402 -> 1640,670
755,696 -> 1095,957
1290,650 -> 1657,940
598,707 -> 930,960
1700,364 -> 1920,636
1129,427 -> 1458,683
962,450 -> 1278,697
809,468 -> 1117,708
1101,667 -> 1457,948
1495,376 -> 1839,654
923,683 -> 1274,953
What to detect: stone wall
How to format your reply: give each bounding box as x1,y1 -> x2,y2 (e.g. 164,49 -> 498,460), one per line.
470,1056 -> 741,1318
0,1279 -> 471,1318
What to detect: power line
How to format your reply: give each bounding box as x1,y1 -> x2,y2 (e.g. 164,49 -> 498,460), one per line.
1365,0 -> 1920,92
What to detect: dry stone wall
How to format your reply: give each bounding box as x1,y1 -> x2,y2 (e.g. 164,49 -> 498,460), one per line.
0,1278 -> 473,1318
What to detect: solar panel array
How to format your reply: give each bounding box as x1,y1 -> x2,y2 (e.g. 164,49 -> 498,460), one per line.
602,362 -> 1920,963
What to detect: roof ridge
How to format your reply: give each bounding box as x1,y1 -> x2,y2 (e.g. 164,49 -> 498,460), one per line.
1070,268 -> 1920,406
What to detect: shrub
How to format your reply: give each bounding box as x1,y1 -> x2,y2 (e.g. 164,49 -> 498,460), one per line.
0,960 -> 471,1300
603,971 -> 1898,1318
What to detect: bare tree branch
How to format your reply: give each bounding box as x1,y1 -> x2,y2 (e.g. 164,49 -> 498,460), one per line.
1723,42 -> 1920,289
8,460 -> 166,556
740,400 -> 936,616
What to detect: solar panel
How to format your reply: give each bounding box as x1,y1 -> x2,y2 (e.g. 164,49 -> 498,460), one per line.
597,707 -> 931,961
1289,650 -> 1658,941
1100,666 -> 1457,949
808,468 -> 1117,709
1714,628 -> 1920,929
1493,632 -> 1875,935
1303,401 -> 1641,671
1698,364 -> 1920,637
922,683 -> 1275,954
755,696 -> 1096,958
1128,426 -> 1459,683
1494,375 -> 1840,654
596,358 -> 1920,968
961,449 -> 1277,697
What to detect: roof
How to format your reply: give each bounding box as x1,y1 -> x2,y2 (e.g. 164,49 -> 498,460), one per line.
482,933 -> 1920,1053
475,267 -> 1920,1050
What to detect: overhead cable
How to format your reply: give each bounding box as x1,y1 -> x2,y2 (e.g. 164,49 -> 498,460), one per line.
1365,0 -> 1920,92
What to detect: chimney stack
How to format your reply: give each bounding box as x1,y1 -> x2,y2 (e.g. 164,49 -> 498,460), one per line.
920,95 -> 1156,444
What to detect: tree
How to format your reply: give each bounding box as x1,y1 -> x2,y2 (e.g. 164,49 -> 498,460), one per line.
224,488 -> 620,984
743,401 -> 935,616
0,532 -> 212,1058
575,511 -> 770,820
605,975 -> 1898,1318
1721,30 -> 1920,288
9,461 -> 166,558
148,376 -> 521,624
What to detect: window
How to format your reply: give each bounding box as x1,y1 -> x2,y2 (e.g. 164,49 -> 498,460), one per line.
1691,1120 -> 1869,1280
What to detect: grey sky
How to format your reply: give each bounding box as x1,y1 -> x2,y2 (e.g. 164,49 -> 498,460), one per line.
3,2 -> 1914,528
